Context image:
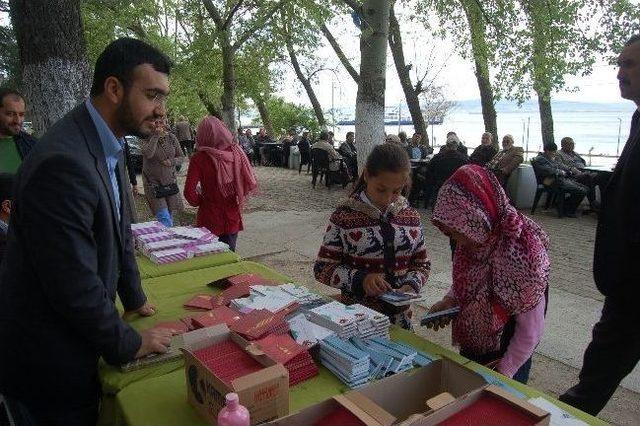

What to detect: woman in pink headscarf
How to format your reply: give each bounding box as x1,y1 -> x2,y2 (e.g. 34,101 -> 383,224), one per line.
183,116 -> 257,251
426,164 -> 550,384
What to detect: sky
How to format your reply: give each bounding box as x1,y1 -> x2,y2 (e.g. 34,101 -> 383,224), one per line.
274,7 -> 627,110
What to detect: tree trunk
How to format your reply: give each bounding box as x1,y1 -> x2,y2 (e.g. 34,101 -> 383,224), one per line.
355,0 -> 390,170
285,37 -> 326,128
388,6 -> 428,146
461,0 -> 498,148
253,96 -> 275,137
9,0 -> 91,136
536,89 -> 554,147
320,23 -> 360,85
197,91 -> 222,118
220,33 -> 237,132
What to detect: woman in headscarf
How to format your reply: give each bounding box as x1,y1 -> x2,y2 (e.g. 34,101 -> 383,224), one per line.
426,164 -> 549,384
183,116 -> 258,251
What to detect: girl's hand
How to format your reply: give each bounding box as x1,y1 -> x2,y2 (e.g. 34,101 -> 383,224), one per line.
363,273 -> 392,297
425,296 -> 457,331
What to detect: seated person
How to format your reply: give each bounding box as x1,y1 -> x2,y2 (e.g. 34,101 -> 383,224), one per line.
531,142 -> 588,217
406,132 -> 430,160
398,130 -> 409,146
486,134 -> 524,187
0,172 -> 13,263
469,132 -> 498,166
385,134 -> 402,145
313,130 -> 343,171
446,131 -> 468,159
297,131 -> 312,168
338,131 -> 358,178
314,143 -> 430,329
556,136 -> 600,210
424,136 -> 468,207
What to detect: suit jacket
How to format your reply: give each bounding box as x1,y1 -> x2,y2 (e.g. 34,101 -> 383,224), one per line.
593,110 -> 640,299
487,147 -> 524,176
469,145 -> 498,166
0,103 -> 145,410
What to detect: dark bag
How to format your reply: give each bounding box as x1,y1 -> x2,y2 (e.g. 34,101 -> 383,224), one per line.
153,182 -> 179,198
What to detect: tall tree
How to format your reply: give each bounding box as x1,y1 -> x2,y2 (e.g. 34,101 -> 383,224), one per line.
388,3 -> 429,146
348,0 -> 391,168
9,0 -> 91,136
201,0 -> 288,131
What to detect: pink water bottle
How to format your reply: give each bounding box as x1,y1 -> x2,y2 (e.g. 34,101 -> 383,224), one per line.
217,393 -> 250,426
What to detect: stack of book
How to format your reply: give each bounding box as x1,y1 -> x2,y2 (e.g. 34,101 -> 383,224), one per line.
193,340 -> 264,386
319,335 -> 370,388
191,306 -> 242,329
254,334 -> 319,386
183,294 -> 214,310
131,221 -> 165,237
230,285 -> 299,313
287,313 -> 334,347
349,336 -> 434,379
230,305 -> 297,340
307,302 -> 390,340
148,247 -> 191,264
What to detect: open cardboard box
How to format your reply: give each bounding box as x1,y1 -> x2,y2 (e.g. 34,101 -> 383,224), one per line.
414,384 -> 550,425
182,324 -> 289,425
267,359 -> 487,425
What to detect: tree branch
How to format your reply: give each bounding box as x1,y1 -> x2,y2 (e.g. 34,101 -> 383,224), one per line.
342,0 -> 360,13
232,0 -> 289,51
202,0 -> 225,29
320,23 -> 360,84
222,1 -> 244,31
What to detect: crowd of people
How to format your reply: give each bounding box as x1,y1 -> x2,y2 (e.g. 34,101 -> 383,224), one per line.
0,34 -> 638,425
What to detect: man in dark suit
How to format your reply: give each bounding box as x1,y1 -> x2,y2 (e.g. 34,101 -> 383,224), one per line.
0,38 -> 174,425
559,34 -> 640,415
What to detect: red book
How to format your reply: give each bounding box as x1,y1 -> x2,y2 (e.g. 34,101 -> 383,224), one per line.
210,283 -> 251,308
151,320 -> 190,335
183,294 -> 214,310
192,306 -> 242,329
227,273 -> 278,286
255,334 -> 305,364
194,340 -> 263,386
230,309 -> 283,340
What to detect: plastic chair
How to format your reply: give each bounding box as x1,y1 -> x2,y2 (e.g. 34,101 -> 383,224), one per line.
530,160 -> 565,218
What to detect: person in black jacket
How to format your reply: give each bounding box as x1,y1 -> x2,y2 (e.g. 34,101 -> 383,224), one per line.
0,89 -> 36,173
559,34 -> 640,416
469,132 -> 498,166
0,38 -> 174,425
0,172 -> 13,265
423,136 -> 468,208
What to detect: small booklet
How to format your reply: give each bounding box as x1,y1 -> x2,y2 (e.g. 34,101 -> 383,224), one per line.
379,290 -> 423,306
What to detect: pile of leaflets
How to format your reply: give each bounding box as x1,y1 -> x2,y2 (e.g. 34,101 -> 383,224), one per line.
230,284 -> 325,313
307,302 -> 390,340
379,290 -> 423,306
349,337 -> 434,380
193,340 -> 264,386
319,335 -> 370,388
254,333 -> 319,386
287,313 -> 334,348
229,304 -> 298,341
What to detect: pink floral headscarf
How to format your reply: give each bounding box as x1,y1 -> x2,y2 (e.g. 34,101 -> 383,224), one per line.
432,164 -> 550,355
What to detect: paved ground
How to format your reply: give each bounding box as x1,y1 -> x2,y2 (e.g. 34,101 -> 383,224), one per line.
135,164 -> 639,425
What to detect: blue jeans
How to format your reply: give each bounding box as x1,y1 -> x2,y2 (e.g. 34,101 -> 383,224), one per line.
219,233 -> 238,252
512,357 -> 533,384
155,207 -> 173,227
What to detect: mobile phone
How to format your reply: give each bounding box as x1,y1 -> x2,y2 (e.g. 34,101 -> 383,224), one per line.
420,306 -> 461,326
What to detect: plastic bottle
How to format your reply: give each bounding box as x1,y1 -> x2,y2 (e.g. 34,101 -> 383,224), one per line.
217,392 -> 250,426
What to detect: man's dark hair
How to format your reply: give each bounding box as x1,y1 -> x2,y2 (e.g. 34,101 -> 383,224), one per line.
0,88 -> 24,108
544,142 -> 558,152
625,34 -> 640,47
319,130 -> 329,141
90,38 -> 173,96
346,131 -> 354,138
0,173 -> 14,202
446,131 -> 457,137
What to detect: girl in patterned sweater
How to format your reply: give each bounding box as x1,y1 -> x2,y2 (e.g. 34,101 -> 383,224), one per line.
314,143 -> 430,329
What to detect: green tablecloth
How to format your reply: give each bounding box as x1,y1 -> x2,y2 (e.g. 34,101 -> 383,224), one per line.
115,326 -> 455,426
101,261 -> 290,395
135,251 -> 240,280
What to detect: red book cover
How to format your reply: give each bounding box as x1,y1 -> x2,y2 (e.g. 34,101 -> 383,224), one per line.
210,283 -> 251,307
227,273 -> 278,286
151,320 -> 190,335
230,309 -> 283,340
255,334 -> 305,364
192,306 -> 242,329
194,340 -> 263,386
183,294 -> 214,310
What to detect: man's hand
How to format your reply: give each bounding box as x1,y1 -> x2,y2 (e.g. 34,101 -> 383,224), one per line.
425,296 -> 457,331
123,302 -> 157,321
135,328 -> 173,358
363,273 -> 392,297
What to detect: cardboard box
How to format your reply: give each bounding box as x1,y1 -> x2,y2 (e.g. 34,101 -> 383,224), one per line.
182,324 -> 289,425
265,394 -> 395,426
355,359 -> 487,424
266,359 -> 486,426
415,385 -> 550,425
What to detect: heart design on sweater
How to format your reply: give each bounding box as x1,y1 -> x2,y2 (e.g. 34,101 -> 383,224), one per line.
409,229 -> 419,240
349,230 -> 363,242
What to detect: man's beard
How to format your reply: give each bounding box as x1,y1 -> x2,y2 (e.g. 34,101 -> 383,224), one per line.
117,92 -> 159,138
0,122 -> 19,137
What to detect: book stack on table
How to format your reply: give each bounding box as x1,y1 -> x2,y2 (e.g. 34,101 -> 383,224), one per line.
319,335 -> 370,388
254,333 -> 319,386
307,301 -> 390,340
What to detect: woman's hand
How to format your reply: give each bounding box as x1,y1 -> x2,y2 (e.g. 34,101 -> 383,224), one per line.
425,296 -> 457,331
363,273 -> 392,297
